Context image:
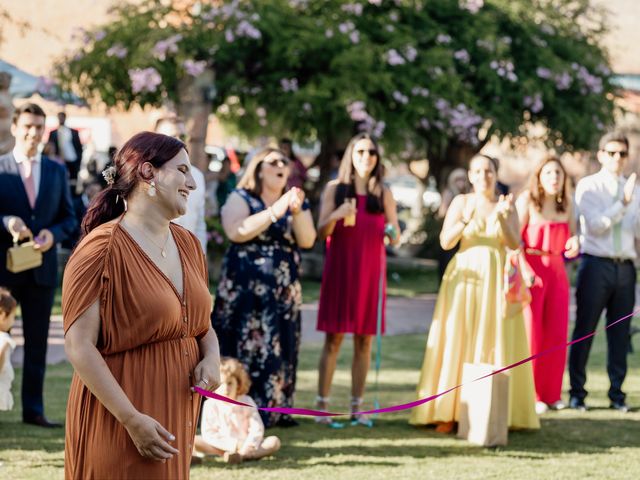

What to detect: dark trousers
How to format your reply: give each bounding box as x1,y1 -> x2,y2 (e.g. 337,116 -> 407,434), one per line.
10,283 -> 56,419
568,254 -> 635,403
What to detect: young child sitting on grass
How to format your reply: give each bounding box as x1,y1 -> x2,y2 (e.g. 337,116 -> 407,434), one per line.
0,287 -> 17,411
193,357 -> 281,464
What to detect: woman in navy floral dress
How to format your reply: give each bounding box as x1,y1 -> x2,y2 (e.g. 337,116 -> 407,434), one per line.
211,147 -> 316,427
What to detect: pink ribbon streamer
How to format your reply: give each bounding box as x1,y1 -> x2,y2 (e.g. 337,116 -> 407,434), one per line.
194,308 -> 639,417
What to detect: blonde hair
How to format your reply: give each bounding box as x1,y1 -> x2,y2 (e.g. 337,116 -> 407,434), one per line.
237,147 -> 288,197
220,357 -> 251,396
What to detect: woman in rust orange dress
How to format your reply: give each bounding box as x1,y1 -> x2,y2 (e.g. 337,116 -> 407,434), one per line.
62,132 -> 221,479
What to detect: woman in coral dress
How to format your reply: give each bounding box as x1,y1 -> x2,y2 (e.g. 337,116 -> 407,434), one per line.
315,133 -> 400,426
410,154 -> 539,432
516,156 -> 579,414
63,133 -> 221,479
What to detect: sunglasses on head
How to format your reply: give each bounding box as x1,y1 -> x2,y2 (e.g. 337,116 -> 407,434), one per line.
355,149 -> 378,156
604,149 -> 628,158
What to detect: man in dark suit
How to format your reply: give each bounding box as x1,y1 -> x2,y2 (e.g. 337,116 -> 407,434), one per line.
0,103 -> 76,427
48,112 -> 83,189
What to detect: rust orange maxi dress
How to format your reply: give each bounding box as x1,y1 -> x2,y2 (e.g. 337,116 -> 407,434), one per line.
62,220 -> 212,480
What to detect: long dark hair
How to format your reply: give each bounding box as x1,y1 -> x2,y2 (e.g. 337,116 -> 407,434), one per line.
528,155 -> 569,213
81,132 -> 186,236
334,133 -> 384,213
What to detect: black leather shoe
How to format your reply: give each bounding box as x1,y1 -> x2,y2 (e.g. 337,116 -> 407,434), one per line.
23,415 -> 63,428
275,416 -> 299,428
609,401 -> 630,413
569,397 -> 588,411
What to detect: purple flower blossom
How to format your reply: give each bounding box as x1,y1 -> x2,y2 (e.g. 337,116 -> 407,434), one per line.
536,67 -> 553,79
35,76 -> 55,95
225,29 -> 235,42
491,60 -> 517,81
596,63 -> 611,76
280,78 -> 299,92
256,107 -> 267,118
554,71 -> 572,90
411,87 -> 429,97
338,21 -> 355,34
368,0 -> 382,5
342,3 -> 363,16
236,20 -> 262,39
129,67 -> 162,94
70,27 -> 90,43
183,59 -> 207,77
389,12 -> 399,22
419,118 -> 430,130
347,101 -> 368,122
524,93 -> 544,113
325,29 -> 334,38
106,44 -> 128,58
454,49 -> 470,63
404,46 -> 418,62
372,120 -> 386,139
436,33 -> 451,45
460,0 -> 484,14
392,91 -> 409,104
476,39 -> 494,51
386,49 -> 405,66
94,30 -> 106,41
152,34 -> 182,61
349,30 -> 360,44
576,66 -> 603,94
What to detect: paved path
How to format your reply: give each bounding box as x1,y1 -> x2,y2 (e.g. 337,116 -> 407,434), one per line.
11,285 -> 640,367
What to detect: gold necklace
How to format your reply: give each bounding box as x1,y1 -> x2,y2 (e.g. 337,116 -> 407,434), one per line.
130,224 -> 171,258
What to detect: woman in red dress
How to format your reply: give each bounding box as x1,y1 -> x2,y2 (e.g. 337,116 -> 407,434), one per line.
315,133 -> 400,426
516,156 -> 579,414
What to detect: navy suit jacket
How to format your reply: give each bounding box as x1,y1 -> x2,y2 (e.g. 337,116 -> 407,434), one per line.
49,127 -> 83,162
0,152 -> 77,287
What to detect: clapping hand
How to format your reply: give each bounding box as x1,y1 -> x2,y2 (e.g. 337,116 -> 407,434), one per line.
495,194 -> 515,219
623,173 -> 637,206
288,187 -> 305,214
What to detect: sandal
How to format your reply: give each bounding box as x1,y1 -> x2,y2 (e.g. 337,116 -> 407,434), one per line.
350,397 -> 374,428
314,395 -> 345,429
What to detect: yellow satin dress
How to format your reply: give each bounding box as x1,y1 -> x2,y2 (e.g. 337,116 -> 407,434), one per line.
410,211 -> 539,429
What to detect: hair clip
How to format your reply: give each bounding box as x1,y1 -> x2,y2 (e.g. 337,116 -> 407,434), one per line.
102,165 -> 117,186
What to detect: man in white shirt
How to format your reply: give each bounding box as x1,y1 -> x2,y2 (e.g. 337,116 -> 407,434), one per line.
155,116 -> 208,253
570,132 -> 637,413
48,112 -> 83,188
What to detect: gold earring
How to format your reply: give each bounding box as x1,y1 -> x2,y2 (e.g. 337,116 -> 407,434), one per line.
148,181 -> 156,197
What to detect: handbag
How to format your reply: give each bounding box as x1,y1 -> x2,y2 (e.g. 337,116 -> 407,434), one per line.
504,249 -> 533,306
457,362 -> 510,447
6,233 -> 43,273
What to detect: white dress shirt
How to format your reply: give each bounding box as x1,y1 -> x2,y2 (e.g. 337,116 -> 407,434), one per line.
174,165 -> 208,253
57,125 -> 79,162
13,147 -> 42,198
576,168 -> 640,260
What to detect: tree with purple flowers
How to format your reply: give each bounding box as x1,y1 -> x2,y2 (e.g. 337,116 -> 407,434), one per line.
56,0 -> 617,184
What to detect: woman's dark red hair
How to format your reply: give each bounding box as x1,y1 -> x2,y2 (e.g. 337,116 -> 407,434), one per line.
81,131 -> 186,237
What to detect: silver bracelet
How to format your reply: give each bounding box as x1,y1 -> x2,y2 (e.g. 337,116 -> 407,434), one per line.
267,207 -> 278,223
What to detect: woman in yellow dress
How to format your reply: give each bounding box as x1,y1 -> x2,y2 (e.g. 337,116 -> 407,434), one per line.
410,154 -> 539,432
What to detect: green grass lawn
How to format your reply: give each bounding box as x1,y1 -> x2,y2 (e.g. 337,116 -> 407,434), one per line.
1,326 -> 639,479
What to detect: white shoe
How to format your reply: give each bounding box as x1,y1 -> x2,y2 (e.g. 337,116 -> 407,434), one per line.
535,401 -> 549,415
549,400 -> 566,411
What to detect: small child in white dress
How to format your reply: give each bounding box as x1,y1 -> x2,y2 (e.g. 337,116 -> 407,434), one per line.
194,357 -> 281,464
0,288 -> 17,411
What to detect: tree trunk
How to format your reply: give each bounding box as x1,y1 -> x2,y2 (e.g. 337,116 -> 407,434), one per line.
176,69 -> 214,171
429,140 -> 481,189
0,72 -> 14,155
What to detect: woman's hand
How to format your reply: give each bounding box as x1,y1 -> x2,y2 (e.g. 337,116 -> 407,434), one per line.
331,199 -> 357,222
123,412 -> 179,461
193,355 -> 221,392
495,193 -> 515,219
270,190 -> 292,218
564,235 -> 580,259
288,187 -> 305,214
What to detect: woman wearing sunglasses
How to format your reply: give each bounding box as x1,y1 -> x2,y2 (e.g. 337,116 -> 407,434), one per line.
211,147 -> 316,428
315,132 -> 401,427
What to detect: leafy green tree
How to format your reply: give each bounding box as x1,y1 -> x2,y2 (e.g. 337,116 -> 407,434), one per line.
57,0 -> 617,183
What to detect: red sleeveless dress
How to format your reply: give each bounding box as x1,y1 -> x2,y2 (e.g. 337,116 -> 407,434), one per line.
317,195 -> 386,335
